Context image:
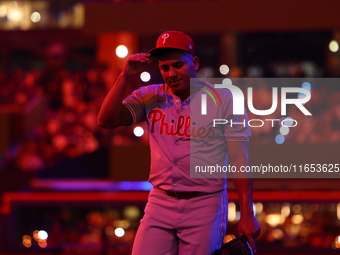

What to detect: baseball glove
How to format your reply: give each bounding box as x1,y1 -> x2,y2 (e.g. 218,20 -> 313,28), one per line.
212,236 -> 255,255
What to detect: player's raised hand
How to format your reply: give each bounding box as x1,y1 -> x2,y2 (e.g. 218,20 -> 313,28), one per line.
123,53 -> 152,78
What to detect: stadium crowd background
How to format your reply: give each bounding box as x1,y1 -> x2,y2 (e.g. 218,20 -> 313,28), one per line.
1,61 -> 339,172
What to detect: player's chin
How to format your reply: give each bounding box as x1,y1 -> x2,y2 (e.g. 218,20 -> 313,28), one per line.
168,80 -> 182,88
171,84 -> 189,94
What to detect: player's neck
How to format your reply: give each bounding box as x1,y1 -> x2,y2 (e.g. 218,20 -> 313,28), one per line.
172,81 -> 202,102
175,90 -> 191,102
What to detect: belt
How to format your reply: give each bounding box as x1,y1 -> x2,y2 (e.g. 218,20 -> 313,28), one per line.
155,187 -> 220,199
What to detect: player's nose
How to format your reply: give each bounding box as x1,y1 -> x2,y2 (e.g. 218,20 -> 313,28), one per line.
168,67 -> 177,77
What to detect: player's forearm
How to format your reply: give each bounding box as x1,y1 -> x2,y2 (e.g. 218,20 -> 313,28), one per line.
232,178 -> 254,215
97,72 -> 133,128
228,141 -> 254,214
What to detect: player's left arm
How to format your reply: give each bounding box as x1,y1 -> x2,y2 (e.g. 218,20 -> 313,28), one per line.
227,140 -> 261,254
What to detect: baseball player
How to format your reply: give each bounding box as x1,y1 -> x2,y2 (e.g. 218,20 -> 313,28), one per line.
98,31 -> 260,255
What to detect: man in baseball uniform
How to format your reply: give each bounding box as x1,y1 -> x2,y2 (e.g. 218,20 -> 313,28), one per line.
98,31 -> 260,255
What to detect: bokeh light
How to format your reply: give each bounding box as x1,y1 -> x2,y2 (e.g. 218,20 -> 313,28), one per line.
123,206 -> 141,220
31,12 -> 41,22
33,230 -> 39,241
335,235 -> 340,249
271,229 -> 284,240
114,220 -> 130,229
255,202 -> 263,215
291,214 -> 304,224
8,9 -> 22,21
140,71 -> 151,82
114,227 -> 125,237
265,214 -> 284,227
22,235 -> 32,248
329,40 -> 339,53
292,204 -> 302,213
301,81 -> 311,91
219,64 -> 230,75
275,134 -> 285,144
38,240 -> 48,248
298,92 -> 306,99
282,117 -> 296,127
116,45 -> 128,58
133,126 -> 144,137
0,6 -> 7,17
38,230 -> 48,240
228,202 -> 236,222
281,204 -> 291,218
280,126 -> 290,136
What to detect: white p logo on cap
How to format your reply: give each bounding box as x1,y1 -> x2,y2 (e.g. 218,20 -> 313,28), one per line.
162,33 -> 170,44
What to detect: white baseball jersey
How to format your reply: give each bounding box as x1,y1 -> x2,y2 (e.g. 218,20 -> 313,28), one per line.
123,82 -> 251,193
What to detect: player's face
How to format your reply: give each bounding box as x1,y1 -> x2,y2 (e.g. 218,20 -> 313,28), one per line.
158,51 -> 199,99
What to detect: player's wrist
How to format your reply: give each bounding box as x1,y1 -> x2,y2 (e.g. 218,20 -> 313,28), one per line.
239,210 -> 255,220
239,203 -> 254,214
120,71 -> 135,80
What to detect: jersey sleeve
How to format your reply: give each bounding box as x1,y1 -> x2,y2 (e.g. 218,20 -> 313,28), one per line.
122,88 -> 147,124
222,90 -> 252,141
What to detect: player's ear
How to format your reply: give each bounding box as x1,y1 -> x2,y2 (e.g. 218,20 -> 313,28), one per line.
192,56 -> 199,71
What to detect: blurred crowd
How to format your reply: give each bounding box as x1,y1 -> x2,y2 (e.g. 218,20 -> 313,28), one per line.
19,204 -> 143,255
0,66 -> 142,172
0,60 -> 340,172
17,201 -> 340,254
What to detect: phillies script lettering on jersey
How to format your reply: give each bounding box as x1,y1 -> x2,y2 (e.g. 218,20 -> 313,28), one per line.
147,108 -> 216,139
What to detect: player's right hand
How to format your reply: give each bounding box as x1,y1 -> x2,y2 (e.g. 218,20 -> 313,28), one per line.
122,53 -> 152,78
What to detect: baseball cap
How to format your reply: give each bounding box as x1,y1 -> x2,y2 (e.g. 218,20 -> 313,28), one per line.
149,31 -> 195,57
